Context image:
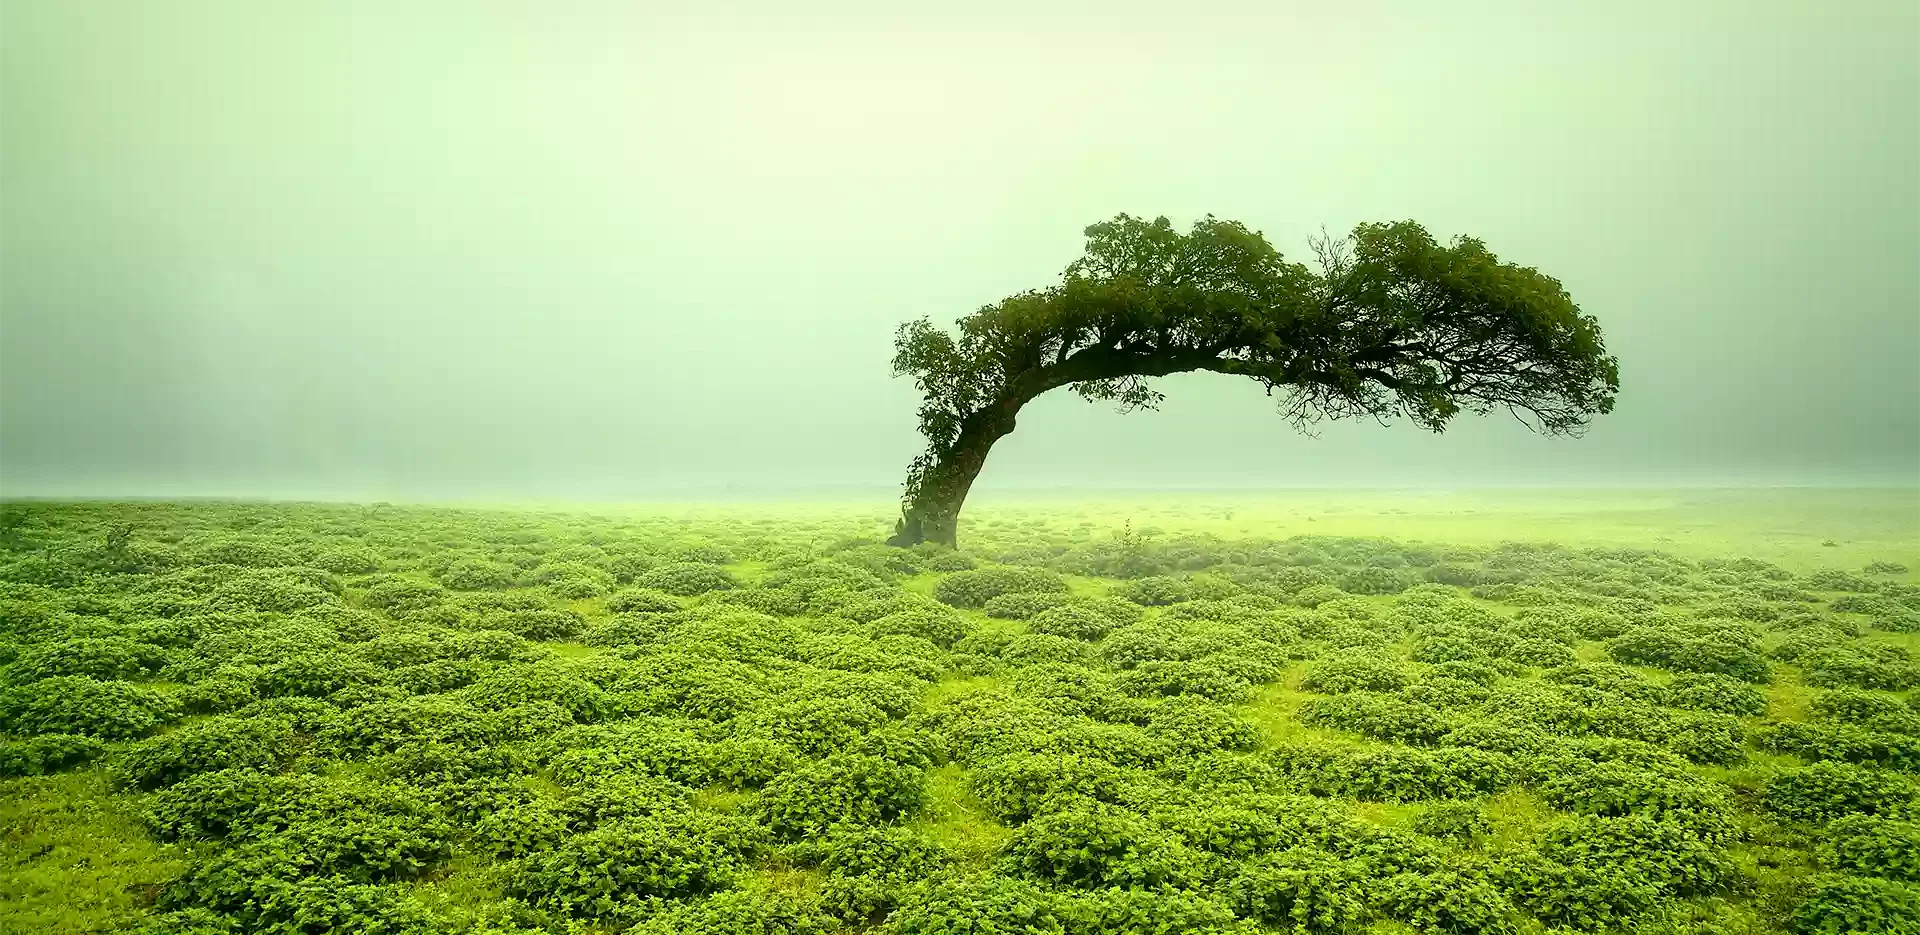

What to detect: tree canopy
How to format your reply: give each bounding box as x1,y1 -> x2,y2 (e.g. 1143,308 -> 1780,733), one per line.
889,214 -> 1619,547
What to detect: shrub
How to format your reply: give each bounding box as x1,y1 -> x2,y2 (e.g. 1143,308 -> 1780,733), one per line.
0,733 -> 106,777
935,567 -> 1069,608
1867,561 -> 1911,576
1145,695 -> 1262,754
1662,672 -> 1768,716
1505,638 -> 1577,668
1028,604 -> 1122,642
758,753 -> 927,837
984,591 -> 1070,619
1822,815 -> 1920,881
1764,762 -> 1918,822
870,606 -> 971,648
1535,813 -> 1734,897
1787,875 -> 1920,935
629,887 -> 839,935
507,812 -> 761,922
361,576 -> 446,614
5,636 -> 170,681
1000,805 -> 1199,890
635,562 -> 738,596
0,675 -> 179,739
1292,584 -> 1349,609
1116,659 -> 1253,703
1299,693 -> 1452,745
439,558 -> 520,590
1301,651 -> 1409,694
1374,870 -> 1518,935
1225,847 -> 1367,933
116,715 -> 299,789
1414,800 -> 1491,841
255,652 -> 383,698
971,754 -> 1129,823
311,546 -> 382,575
1334,747 -> 1517,802
878,874 -> 1067,935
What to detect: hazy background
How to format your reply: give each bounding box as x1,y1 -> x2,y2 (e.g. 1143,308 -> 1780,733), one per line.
3,0 -> 1916,500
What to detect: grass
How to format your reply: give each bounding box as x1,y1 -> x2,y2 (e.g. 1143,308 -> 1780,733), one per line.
0,770 -> 188,935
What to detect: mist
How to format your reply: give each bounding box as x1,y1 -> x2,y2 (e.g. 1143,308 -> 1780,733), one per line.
3,0 -> 1916,500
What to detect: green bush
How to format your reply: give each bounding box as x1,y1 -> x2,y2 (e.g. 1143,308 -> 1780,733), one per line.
1764,762 -> 1918,822
635,562 -> 738,596
758,753 -> 926,837
984,591 -> 1071,619
1413,800 -> 1491,841
1226,847 -> 1369,933
0,732 -> 106,776
1822,815 -> 1920,881
1299,693 -> 1452,745
628,886 -> 839,935
1374,870 -> 1518,935
5,636 -> 171,681
935,567 -> 1069,608
1000,805 -> 1199,889
1662,672 -> 1768,716
1301,650 -> 1410,694
971,753 -> 1129,822
0,675 -> 179,739
879,874 -> 1067,935
1787,874 -> 1920,935
506,812 -> 762,922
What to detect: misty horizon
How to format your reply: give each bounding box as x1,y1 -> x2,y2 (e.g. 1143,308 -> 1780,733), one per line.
4,1 -> 1917,498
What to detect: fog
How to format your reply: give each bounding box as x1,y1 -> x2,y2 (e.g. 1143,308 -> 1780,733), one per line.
2,0 -> 1916,500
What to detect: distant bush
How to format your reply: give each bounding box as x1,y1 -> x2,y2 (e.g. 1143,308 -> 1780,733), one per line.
935,567 -> 1069,608
983,591 -> 1070,619
1299,693 -> 1451,745
1225,847 -> 1368,932
1662,672 -> 1768,716
1301,650 -> 1409,694
635,562 -> 738,596
1413,800 -> 1491,841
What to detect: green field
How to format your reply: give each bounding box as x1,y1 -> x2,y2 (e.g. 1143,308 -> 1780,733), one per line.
2,489 -> 1918,935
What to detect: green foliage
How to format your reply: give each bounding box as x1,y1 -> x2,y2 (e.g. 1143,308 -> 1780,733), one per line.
506,812 -> 762,922
635,562 -> 738,596
1821,815 -> 1920,881
1787,875 -> 1920,935
0,732 -> 106,776
934,567 -> 1069,608
1764,762 -> 1918,823
0,675 -> 179,738
1000,805 -> 1200,889
1227,847 -> 1369,932
757,753 -> 927,837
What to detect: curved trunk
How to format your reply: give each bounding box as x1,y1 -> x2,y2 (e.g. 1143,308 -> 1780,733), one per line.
888,404 -> 1021,548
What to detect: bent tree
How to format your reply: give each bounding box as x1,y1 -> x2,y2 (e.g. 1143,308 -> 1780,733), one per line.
887,214 -> 1619,547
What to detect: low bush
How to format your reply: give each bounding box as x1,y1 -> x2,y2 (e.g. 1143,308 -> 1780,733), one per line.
1787,874 -> 1920,935
0,675 -> 179,739
1764,762 -> 1918,823
934,567 -> 1069,608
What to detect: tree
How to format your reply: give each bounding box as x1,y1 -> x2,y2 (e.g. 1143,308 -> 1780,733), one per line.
886,214 -> 1619,547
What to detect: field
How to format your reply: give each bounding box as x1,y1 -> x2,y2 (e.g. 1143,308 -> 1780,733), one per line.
2,488 -> 1919,935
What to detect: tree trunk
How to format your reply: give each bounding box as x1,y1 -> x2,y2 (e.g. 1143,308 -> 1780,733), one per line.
887,407 -> 1018,548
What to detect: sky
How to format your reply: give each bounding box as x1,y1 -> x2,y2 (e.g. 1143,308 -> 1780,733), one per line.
1,0 -> 1916,500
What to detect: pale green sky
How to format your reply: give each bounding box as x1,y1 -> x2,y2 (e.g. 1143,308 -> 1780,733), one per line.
2,0 -> 1915,498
